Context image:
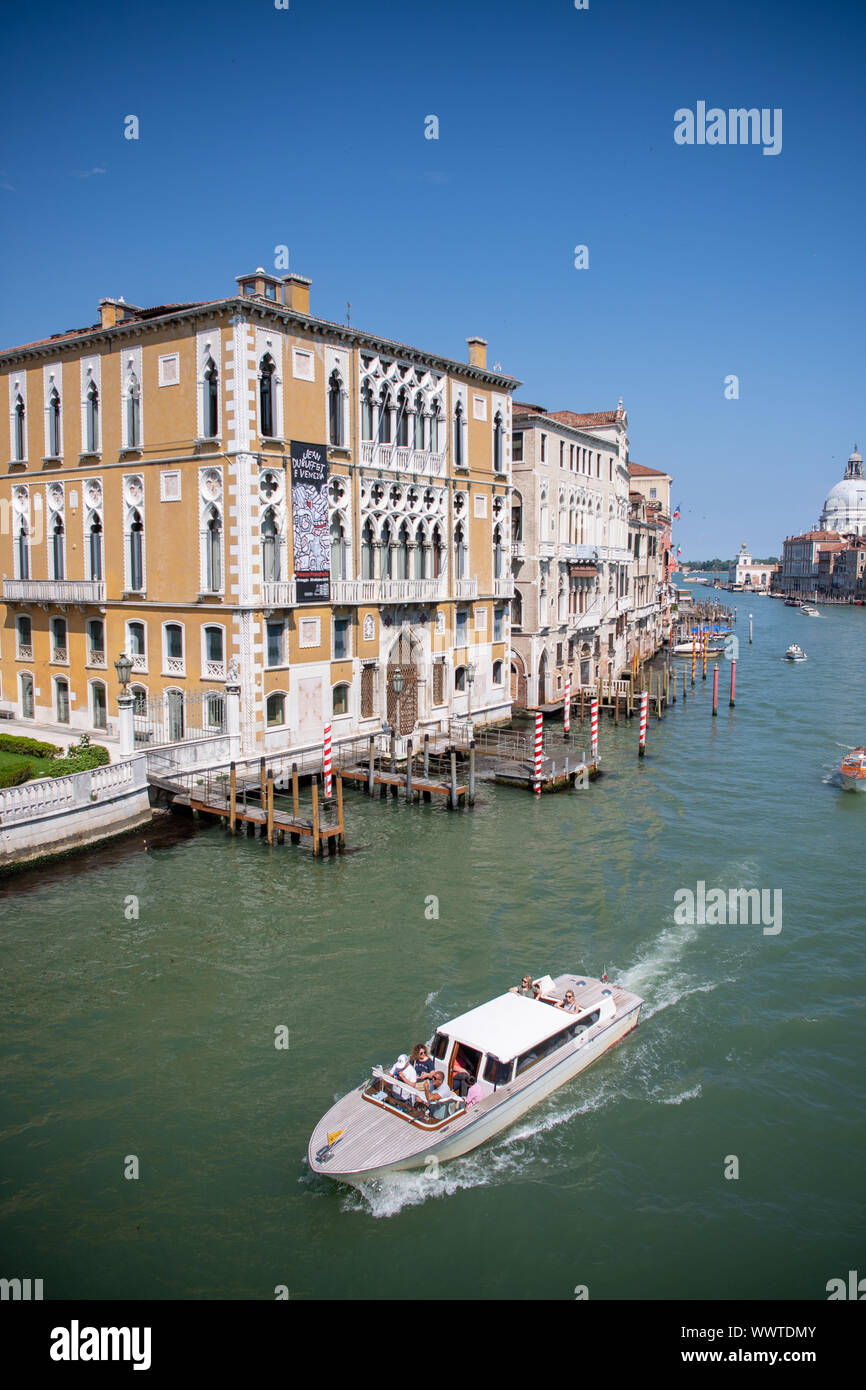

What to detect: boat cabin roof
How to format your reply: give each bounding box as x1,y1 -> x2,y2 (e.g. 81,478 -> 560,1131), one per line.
440,992 -> 582,1062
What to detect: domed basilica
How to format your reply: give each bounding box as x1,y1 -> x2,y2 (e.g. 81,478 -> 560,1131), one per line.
819,447 -> 866,536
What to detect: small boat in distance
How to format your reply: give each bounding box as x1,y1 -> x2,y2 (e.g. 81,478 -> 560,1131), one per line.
307,972 -> 643,1187
801,605 -> 821,616
784,597 -> 802,608
783,644 -> 808,662
839,747 -> 866,792
672,640 -> 726,655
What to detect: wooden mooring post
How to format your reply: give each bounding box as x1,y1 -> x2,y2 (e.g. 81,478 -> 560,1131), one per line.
449,744 -> 458,809
469,740 -> 476,806
260,756 -> 267,805
228,762 -> 237,834
311,779 -> 321,857
336,772 -> 345,848
405,739 -> 413,801
368,735 -> 376,796
292,763 -> 300,819
423,733 -> 430,779
266,771 -> 275,845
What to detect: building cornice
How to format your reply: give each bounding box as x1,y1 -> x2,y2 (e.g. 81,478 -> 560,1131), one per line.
0,298 -> 522,391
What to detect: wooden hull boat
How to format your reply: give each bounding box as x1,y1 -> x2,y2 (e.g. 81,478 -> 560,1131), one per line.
307,973 -> 643,1186
672,641 -> 725,655
840,747 -> 866,792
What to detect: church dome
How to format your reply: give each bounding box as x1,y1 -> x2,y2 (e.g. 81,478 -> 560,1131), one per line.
820,447 -> 866,536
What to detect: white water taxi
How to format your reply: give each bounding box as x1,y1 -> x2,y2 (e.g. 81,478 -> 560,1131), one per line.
801,605 -> 821,617
783,644 -> 808,662
839,746 -> 866,792
672,640 -> 726,655
307,972 -> 643,1186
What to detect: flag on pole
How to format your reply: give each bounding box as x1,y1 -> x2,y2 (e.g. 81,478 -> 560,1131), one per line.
673,503 -> 681,520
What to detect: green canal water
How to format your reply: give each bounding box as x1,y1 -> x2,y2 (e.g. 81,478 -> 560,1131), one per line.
1,593 -> 864,1300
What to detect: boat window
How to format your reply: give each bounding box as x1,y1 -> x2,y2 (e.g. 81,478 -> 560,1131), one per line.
516,1025 -> 572,1077
431,1032 -> 449,1061
483,1055 -> 514,1087
452,1044 -> 481,1079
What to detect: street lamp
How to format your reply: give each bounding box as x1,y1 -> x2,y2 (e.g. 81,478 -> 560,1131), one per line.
391,667 -> 404,744
114,650 -> 132,695
466,660 -> 476,724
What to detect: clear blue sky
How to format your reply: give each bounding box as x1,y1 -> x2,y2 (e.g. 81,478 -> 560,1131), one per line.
2,0 -> 864,557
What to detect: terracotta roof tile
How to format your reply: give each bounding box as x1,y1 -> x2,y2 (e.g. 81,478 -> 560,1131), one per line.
548,409 -> 620,428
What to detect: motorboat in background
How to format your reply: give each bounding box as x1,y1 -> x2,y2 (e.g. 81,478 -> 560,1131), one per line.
839,747 -> 866,792
783,644 -> 808,662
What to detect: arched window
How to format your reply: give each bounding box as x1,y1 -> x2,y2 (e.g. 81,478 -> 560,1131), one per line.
85,380 -> 99,453
259,354 -> 276,438
455,666 -> 466,692
396,522 -> 410,580
51,515 -> 65,580
164,623 -> 184,671
89,514 -> 103,581
203,357 -> 218,438
13,395 -> 25,461
205,508 -> 221,590
204,626 -> 224,669
430,399 -> 441,453
454,521 -> 467,579
493,524 -> 503,579
266,692 -> 286,727
20,673 -> 34,720
91,681 -> 108,730
16,520 -> 29,580
396,389 -> 409,447
361,517 -> 375,580
377,387 -> 391,444
492,660 -> 503,685
128,510 -> 144,591
48,387 -> 61,457
413,392 -> 425,451
493,411 -> 503,472
126,373 -> 140,448
87,618 -> 105,663
131,685 -> 148,717
378,519 -> 391,578
333,683 -> 350,716
512,491 -> 523,542
454,400 -> 464,467
512,589 -> 523,629
50,616 -> 67,660
361,383 -> 373,441
431,524 -> 444,579
128,621 -> 146,660
16,614 -> 32,655
55,677 -> 70,724
261,509 -> 280,582
330,514 -> 347,580
328,369 -> 344,446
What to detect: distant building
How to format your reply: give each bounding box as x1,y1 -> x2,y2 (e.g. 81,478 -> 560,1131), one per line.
778,531 -> 842,595
728,543 -> 778,590
627,463 -> 673,660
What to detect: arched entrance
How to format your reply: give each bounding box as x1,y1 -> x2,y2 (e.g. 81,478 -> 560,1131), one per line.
538,650 -> 549,705
386,630 -> 421,734
510,650 -> 528,708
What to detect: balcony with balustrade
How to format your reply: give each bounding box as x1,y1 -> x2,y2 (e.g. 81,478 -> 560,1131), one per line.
3,579 -> 106,604
331,577 -> 447,604
358,441 -> 447,477
261,580 -> 298,607
493,577 -> 515,598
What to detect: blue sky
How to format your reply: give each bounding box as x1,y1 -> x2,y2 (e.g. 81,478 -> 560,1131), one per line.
2,0 -> 864,556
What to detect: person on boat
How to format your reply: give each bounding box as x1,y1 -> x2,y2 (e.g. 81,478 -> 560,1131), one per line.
556,990 -> 578,1013
389,1053 -> 418,1098
450,1055 -> 475,1098
465,1078 -> 485,1106
411,1044 -> 435,1077
418,1070 -> 458,1117
511,974 -> 540,999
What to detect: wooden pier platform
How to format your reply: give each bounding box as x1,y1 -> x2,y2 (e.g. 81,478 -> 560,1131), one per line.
340,765 -> 468,803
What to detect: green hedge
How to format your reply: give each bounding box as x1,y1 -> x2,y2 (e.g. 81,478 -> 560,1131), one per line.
52,744 -> 111,775
0,763 -> 34,788
0,734 -> 61,759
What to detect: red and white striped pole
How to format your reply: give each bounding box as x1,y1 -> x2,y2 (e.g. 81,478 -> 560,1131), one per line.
729,659 -> 737,708
323,723 -> 332,798
563,673 -> 571,737
590,697 -> 599,764
691,633 -> 696,686
702,629 -> 708,681
638,691 -> 648,758
534,711 -> 543,796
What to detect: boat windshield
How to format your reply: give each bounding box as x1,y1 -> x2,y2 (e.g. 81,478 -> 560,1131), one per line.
483,1055 -> 514,1087
431,1032 -> 449,1061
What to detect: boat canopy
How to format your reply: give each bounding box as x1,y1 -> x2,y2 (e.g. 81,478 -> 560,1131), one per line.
440,992 -> 581,1063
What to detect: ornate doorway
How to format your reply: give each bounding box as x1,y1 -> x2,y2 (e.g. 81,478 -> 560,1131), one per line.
386,630 -> 419,734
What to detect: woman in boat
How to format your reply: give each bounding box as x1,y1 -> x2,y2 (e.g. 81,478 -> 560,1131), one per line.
556,990 -> 578,1013
411,1043 -> 435,1078
511,974 -> 540,999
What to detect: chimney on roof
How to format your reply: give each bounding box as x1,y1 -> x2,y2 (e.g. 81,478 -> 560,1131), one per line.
467,337 -> 487,370
98,298 -> 122,328
282,273 -> 311,315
